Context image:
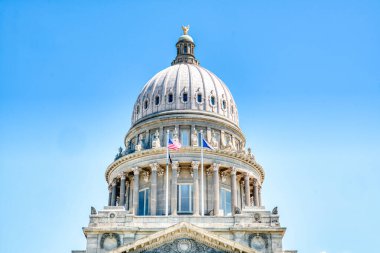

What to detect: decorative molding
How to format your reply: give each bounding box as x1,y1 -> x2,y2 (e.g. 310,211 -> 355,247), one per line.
109,222 -> 257,253
105,148 -> 265,185
100,233 -> 121,250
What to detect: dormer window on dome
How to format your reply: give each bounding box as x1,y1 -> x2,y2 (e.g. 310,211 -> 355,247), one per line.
196,93 -> 202,104
182,92 -> 188,103
155,95 -> 160,106
168,93 -> 174,104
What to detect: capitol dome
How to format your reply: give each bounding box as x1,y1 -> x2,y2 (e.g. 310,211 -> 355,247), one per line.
132,63 -> 239,126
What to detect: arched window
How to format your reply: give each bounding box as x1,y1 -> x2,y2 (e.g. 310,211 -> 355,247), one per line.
155,95 -> 160,106
168,93 -> 174,103
144,99 -> 149,110
136,105 -> 140,114
182,92 -> 188,103
197,93 -> 202,103
231,105 -> 234,114
210,96 -> 216,106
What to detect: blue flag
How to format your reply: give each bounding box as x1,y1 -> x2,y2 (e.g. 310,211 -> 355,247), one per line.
202,138 -> 215,150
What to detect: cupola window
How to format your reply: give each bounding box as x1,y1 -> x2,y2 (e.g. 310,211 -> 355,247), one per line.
182,92 -> 188,103
197,93 -> 202,103
136,105 -> 140,114
144,99 -> 149,110
168,93 -> 174,103
155,95 -> 160,106
210,96 -> 216,106
231,105 -> 234,114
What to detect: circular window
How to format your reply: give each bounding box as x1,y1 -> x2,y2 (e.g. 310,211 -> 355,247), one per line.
182,92 -> 188,103
196,93 -> 202,103
168,93 -> 174,103
136,105 -> 140,114
222,100 -> 227,110
155,95 -> 160,106
144,99 -> 149,110
210,96 -> 216,106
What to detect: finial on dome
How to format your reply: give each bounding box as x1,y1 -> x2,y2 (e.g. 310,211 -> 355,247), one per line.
182,25 -> 190,35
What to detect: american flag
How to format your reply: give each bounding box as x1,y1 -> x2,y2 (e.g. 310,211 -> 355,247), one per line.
168,138 -> 181,150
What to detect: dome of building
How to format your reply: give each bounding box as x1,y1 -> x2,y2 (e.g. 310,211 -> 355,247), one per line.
132,63 -> 239,126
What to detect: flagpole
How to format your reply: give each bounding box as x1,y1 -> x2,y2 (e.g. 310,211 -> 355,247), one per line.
165,130 -> 169,216
200,130 -> 204,216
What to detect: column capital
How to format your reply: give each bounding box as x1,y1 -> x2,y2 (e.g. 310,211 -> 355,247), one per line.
120,174 -> 126,180
244,172 -> 250,179
191,161 -> 200,170
231,166 -> 237,175
149,163 -> 159,171
253,178 -> 259,186
171,161 -> 179,170
132,167 -> 140,175
111,180 -> 117,186
211,163 -> 220,172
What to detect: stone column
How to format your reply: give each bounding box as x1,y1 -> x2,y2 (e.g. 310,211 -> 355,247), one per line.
191,161 -> 200,216
128,176 -> 134,213
253,178 -> 259,207
125,181 -> 130,210
132,167 -> 140,215
258,185 -> 262,207
119,174 -> 126,206
171,161 -> 179,215
231,167 -> 237,214
111,180 -> 117,206
150,163 -> 158,215
108,186 -> 112,206
240,180 -> 244,209
212,163 -> 220,216
244,173 -> 250,207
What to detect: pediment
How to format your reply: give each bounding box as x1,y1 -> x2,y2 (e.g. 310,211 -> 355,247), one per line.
110,222 -> 257,253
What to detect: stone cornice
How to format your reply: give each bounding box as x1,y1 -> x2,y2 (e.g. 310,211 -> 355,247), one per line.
105,147 -> 265,184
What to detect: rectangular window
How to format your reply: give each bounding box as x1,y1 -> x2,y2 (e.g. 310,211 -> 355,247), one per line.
178,184 -> 193,213
138,188 -> 150,215
180,128 -> 190,146
220,188 -> 232,216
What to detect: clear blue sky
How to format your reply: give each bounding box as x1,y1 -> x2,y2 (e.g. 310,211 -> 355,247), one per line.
1,1 -> 379,253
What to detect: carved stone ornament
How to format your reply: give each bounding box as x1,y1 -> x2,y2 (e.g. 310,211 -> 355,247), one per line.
191,127 -> 198,147
253,212 -> 261,222
143,238 -> 226,253
143,171 -> 150,182
220,171 -> 228,182
157,168 -> 165,176
248,233 -> 268,251
100,233 -> 121,251
152,130 -> 161,149
135,135 -> 144,152
173,127 -> 179,143
210,130 -> 218,149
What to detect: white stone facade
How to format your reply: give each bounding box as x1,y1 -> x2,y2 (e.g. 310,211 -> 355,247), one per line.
73,28 -> 296,253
